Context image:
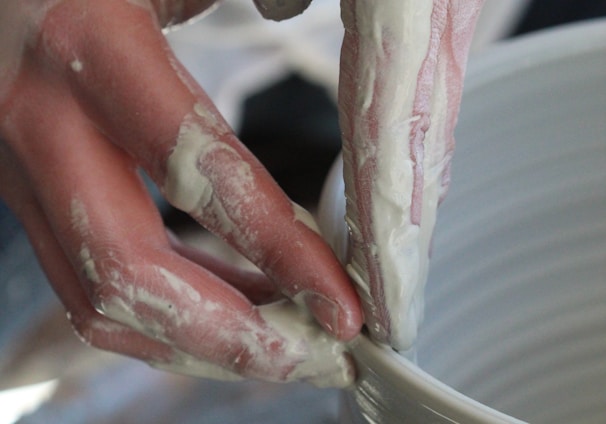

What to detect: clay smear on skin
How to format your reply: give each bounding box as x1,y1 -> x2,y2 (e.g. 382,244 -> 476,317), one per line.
70,199 -> 231,360
71,198 -> 219,338
162,106 -> 353,386
70,58 -> 83,72
95,265 -> 221,345
71,198 -> 101,285
340,0 -> 435,350
164,105 -> 355,385
165,102 -> 328,268
154,299 -> 353,388
70,197 -> 352,387
340,0 -> 483,350
163,104 -> 264,260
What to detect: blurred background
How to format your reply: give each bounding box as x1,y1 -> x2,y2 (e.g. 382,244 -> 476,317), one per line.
1,1 -> 605,423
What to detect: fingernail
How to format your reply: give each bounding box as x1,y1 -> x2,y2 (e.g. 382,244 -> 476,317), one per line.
305,293 -> 341,338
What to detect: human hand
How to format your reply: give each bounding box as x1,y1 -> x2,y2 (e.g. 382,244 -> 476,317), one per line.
0,0 -> 362,387
338,0 -> 484,350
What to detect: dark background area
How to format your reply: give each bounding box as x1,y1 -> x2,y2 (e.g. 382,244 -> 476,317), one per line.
513,0 -> 606,35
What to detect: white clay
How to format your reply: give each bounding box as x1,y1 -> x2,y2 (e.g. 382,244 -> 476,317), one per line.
340,0 -> 483,350
71,199 -> 103,284
70,58 -> 83,72
151,349 -> 245,382
70,194 -> 351,387
152,299 -> 353,388
157,266 -> 202,303
163,104 -> 260,253
79,245 -> 101,284
70,198 -> 90,236
258,299 -> 352,388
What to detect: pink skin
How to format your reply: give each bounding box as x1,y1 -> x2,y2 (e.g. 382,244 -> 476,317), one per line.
339,0 -> 484,345
0,0 -> 362,383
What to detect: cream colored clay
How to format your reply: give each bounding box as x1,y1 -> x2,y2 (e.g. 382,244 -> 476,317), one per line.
258,299 -> 352,388
152,299 -> 353,388
163,104 -> 262,261
342,0 -> 436,350
163,115 -> 215,215
70,58 -> 83,72
79,245 -> 101,284
157,266 -> 202,303
70,198 -> 90,236
342,0 -> 482,350
150,349 -> 244,382
71,199 -> 104,285
68,224 -> 352,388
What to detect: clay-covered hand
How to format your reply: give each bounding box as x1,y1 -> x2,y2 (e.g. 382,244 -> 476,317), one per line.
0,0 -> 362,387
338,0 -> 483,351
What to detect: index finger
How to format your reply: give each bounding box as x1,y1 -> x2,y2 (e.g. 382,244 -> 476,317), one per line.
39,0 -> 362,340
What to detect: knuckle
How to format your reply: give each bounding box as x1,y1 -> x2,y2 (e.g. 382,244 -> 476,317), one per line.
163,154 -> 213,215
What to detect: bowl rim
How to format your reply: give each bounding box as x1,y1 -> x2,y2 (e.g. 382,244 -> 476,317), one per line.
351,336 -> 521,423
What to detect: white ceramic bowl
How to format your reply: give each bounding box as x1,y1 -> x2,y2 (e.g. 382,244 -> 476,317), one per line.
319,19 -> 606,424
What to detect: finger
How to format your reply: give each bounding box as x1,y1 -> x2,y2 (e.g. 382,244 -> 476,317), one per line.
26,210 -> 177,364
3,73 -> 354,386
36,0 -> 363,340
0,142 -> 174,363
253,0 -> 313,21
167,230 -> 282,305
338,0 -> 484,348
